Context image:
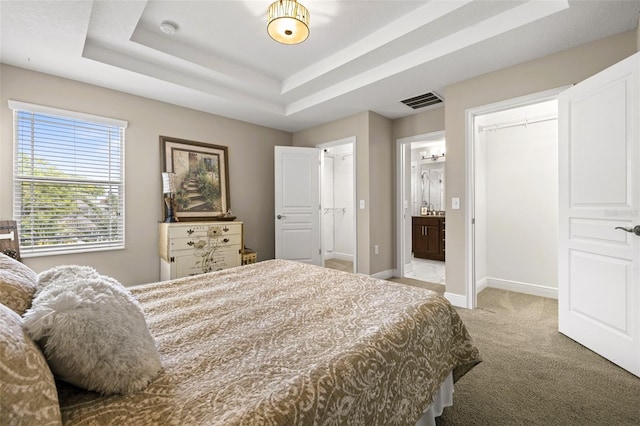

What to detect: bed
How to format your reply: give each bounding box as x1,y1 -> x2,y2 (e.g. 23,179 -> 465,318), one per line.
1,257 -> 480,425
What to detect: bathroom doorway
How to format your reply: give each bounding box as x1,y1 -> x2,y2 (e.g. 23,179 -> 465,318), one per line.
396,131 -> 446,285
319,138 -> 356,273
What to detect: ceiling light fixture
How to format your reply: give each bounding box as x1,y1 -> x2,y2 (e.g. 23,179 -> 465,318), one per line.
267,0 -> 310,45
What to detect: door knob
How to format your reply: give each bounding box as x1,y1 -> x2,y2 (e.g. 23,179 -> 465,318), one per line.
614,225 -> 640,236
277,214 -> 286,220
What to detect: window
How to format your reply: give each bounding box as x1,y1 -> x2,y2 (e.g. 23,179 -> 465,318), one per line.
9,101 -> 127,256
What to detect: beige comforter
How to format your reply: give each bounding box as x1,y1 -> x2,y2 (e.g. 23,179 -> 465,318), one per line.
58,259 -> 480,425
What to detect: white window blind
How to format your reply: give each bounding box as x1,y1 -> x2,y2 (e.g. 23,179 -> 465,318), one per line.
9,101 -> 127,256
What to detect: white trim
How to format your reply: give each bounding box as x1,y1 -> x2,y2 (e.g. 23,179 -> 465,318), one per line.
476,277 -> 489,294
371,269 -> 394,280
8,100 -> 128,128
465,86 -> 571,310
395,131 -> 445,279
444,292 -> 467,308
485,277 -> 558,299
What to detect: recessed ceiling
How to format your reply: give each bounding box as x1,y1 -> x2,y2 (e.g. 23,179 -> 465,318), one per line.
1,0 -> 638,132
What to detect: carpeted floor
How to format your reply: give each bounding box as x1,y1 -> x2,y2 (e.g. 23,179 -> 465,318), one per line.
324,258 -> 353,273
387,278 -> 640,425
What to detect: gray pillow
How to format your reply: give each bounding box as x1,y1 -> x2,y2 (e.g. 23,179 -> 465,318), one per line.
22,265 -> 162,395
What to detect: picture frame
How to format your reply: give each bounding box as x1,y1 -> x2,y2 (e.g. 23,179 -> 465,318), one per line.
160,136 -> 230,222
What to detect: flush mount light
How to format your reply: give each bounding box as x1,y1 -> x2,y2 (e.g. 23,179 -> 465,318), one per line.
159,21 -> 177,35
267,0 -> 309,45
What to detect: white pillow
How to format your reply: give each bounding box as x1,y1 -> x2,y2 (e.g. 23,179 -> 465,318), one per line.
23,265 -> 162,395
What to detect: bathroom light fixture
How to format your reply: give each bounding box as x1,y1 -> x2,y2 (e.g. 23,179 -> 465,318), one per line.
267,0 -> 310,45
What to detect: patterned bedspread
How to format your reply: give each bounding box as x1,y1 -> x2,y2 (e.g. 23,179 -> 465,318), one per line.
58,259 -> 480,425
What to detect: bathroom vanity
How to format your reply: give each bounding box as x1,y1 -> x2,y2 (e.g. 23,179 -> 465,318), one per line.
412,215 -> 445,261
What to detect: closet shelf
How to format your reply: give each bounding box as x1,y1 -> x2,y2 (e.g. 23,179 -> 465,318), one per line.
323,207 -> 346,215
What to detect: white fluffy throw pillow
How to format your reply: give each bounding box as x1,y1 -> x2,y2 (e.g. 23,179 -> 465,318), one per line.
22,265 -> 162,395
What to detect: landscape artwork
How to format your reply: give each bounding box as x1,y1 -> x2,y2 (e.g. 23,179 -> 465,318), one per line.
160,136 -> 230,221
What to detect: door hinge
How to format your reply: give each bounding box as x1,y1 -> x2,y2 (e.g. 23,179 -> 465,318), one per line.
472,218 -> 475,225
170,256 -> 175,263
319,249 -> 321,255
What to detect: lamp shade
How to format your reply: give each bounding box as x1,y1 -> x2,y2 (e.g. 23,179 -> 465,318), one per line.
267,0 -> 309,45
162,172 -> 177,194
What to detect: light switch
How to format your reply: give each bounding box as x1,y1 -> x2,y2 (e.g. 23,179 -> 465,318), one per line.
359,200 -> 365,209
452,197 -> 460,210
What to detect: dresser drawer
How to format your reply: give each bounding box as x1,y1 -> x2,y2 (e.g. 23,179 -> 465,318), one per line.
173,247 -> 242,277
168,223 -> 241,239
170,233 -> 242,252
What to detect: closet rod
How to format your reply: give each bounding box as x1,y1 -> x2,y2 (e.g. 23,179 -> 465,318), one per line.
479,114 -> 557,133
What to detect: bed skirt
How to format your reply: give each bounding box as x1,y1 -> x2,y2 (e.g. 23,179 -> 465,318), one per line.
416,372 -> 454,426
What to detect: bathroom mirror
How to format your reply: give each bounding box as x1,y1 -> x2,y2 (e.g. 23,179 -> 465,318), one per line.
420,162 -> 444,212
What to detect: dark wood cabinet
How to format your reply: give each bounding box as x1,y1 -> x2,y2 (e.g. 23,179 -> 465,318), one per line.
412,216 -> 445,261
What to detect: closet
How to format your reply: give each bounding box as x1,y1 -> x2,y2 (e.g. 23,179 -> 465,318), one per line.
322,143 -> 354,268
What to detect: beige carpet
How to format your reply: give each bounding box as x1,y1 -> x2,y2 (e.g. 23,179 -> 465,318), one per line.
324,258 -> 353,273
387,279 -> 640,425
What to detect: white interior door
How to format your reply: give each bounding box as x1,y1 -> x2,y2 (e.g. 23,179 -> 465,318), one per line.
558,52 -> 639,377
274,146 -> 321,265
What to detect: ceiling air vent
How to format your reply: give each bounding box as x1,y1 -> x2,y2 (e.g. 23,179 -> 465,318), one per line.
400,91 -> 443,110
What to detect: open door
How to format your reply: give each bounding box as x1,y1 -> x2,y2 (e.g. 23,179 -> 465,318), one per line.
274,146 -> 322,265
558,52 -> 639,376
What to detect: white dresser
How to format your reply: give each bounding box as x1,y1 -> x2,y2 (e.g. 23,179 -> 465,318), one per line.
158,221 -> 243,281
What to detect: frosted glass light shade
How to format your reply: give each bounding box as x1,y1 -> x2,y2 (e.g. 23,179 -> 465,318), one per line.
267,0 -> 309,45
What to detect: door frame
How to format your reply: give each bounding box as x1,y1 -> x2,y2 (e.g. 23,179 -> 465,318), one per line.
464,86 -> 571,309
395,131 -> 445,279
317,137 -> 357,273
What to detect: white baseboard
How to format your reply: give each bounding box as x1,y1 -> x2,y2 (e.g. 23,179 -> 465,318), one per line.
476,277 -> 489,293
485,277 -> 558,299
444,292 -> 468,308
371,269 -> 394,280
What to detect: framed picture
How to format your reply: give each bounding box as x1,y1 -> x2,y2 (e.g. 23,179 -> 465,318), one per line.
160,136 -> 230,221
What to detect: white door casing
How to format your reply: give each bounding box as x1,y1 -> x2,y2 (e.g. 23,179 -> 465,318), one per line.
558,52 -> 639,377
274,146 -> 322,265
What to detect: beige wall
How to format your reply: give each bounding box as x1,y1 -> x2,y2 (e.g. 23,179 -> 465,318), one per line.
392,105 -> 445,141
368,112 -> 393,274
0,65 -> 291,285
443,30 -> 637,296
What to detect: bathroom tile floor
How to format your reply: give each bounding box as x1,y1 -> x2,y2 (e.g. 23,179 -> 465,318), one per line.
404,258 -> 445,284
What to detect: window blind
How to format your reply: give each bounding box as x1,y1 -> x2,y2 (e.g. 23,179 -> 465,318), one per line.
10,102 -> 126,256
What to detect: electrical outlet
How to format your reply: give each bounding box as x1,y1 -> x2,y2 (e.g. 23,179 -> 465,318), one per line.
359,200 -> 365,209
452,197 -> 460,210
374,244 -> 379,255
